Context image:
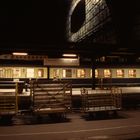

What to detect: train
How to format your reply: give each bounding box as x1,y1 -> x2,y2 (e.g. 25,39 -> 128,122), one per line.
1,66 -> 140,88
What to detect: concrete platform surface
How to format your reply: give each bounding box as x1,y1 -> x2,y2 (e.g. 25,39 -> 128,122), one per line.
0,110 -> 140,140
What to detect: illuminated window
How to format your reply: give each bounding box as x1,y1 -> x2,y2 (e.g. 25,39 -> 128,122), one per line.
95,69 -> 98,78
128,69 -> 136,78
63,69 -> 72,78
13,68 -> 21,78
27,68 -> 34,78
53,69 -> 60,78
116,69 -> 124,78
104,69 -> 111,78
5,68 -> 13,78
38,69 -> 44,78
0,68 -> 4,78
90,69 -> 92,77
77,69 -> 85,78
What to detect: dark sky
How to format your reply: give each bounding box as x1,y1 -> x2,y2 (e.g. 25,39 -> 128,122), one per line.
0,0 -> 69,47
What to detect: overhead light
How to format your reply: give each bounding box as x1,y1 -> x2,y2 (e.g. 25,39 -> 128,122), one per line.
62,54 -> 77,57
12,52 -> 28,56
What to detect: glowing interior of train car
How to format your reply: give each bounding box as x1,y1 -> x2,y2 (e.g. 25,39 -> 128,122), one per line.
0,67 -> 48,78
0,66 -> 139,79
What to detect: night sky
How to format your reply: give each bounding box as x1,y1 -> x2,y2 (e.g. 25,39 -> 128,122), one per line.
0,0 -> 69,47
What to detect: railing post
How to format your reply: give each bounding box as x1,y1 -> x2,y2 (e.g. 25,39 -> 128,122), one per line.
15,82 -> 18,113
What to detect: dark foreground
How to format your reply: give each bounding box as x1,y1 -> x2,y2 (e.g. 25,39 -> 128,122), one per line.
0,110 -> 140,140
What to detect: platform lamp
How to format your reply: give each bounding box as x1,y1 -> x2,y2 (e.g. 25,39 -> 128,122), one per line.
62,54 -> 77,57
12,52 -> 28,56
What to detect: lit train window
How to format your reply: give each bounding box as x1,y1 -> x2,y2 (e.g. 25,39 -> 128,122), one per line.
116,69 -> 124,78
90,69 -> 92,77
95,69 -> 98,78
77,69 -> 85,78
104,69 -> 111,78
53,69 -> 61,79
13,68 -> 21,78
0,68 -> 4,78
27,68 -> 34,78
128,69 -> 136,78
5,68 -> 13,78
38,69 -> 44,78
63,69 -> 72,78
22,68 -> 26,78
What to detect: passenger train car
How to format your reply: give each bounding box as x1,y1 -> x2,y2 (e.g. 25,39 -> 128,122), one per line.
0,66 -> 140,87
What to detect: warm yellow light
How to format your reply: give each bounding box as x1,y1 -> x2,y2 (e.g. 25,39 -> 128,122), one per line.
12,52 -> 28,56
62,54 -> 77,57
63,58 -> 78,61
